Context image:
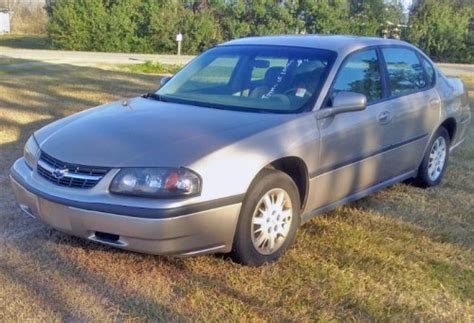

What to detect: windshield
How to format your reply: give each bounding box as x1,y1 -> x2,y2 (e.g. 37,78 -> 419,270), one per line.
156,45 -> 337,113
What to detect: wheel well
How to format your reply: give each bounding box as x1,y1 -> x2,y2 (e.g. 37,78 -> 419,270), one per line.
267,157 -> 309,210
440,118 -> 457,141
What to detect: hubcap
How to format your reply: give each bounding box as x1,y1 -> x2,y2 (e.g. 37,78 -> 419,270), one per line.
251,188 -> 292,255
428,136 -> 447,181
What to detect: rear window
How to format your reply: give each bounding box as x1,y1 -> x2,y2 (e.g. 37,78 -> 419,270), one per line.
251,57 -> 288,81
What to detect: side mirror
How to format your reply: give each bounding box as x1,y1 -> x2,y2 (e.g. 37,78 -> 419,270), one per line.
160,76 -> 171,87
316,92 -> 367,119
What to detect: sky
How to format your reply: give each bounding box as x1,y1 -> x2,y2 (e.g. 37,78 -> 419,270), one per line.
399,0 -> 414,13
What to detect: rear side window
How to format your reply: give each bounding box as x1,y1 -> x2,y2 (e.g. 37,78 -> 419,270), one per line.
382,47 -> 426,97
421,56 -> 436,87
331,49 -> 383,104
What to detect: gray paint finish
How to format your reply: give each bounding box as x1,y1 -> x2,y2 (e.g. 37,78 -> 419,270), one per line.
10,35 -> 471,256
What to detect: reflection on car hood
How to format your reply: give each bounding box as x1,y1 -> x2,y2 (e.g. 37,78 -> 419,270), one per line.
34,97 -> 285,167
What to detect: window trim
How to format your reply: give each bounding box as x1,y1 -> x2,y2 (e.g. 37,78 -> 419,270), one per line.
379,45 -> 437,100
322,46 -> 387,109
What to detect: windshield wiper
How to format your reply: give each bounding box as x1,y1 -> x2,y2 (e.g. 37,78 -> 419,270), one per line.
143,92 -> 166,102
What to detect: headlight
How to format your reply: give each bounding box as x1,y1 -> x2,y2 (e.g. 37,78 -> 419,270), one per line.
110,168 -> 201,198
24,136 -> 39,169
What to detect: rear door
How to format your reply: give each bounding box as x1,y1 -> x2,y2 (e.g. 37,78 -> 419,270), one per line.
380,46 -> 440,174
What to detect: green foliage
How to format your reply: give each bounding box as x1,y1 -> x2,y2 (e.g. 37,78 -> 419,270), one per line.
46,0 -> 473,62
351,0 -> 405,36
47,0 -> 106,51
179,8 -> 222,54
216,1 -> 251,40
406,0 -> 473,63
299,0 -> 351,34
47,0 -> 223,54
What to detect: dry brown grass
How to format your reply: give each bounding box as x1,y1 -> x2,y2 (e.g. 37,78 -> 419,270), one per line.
0,59 -> 472,321
7,2 -> 48,34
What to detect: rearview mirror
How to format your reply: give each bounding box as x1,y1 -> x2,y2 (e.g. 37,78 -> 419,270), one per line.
253,60 -> 270,68
316,92 -> 367,119
160,76 -> 171,87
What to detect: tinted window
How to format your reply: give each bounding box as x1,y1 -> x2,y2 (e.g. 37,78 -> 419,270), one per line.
331,49 -> 382,104
421,56 -> 436,87
184,56 -> 239,91
382,47 -> 426,96
157,46 -> 336,113
251,57 -> 288,81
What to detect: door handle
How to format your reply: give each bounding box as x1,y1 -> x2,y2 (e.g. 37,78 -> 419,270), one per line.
429,98 -> 441,108
377,111 -> 391,124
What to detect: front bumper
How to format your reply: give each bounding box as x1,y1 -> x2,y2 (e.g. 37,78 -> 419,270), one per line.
9,158 -> 241,256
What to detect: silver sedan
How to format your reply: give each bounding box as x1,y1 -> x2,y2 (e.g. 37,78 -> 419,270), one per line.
10,35 -> 471,266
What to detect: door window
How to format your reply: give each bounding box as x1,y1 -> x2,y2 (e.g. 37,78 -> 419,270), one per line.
382,47 -> 426,97
421,56 -> 436,87
331,49 -> 383,104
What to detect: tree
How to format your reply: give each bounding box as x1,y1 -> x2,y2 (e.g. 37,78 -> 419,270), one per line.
180,7 -> 223,54
47,0 -> 223,54
348,0 -> 404,36
298,0 -> 351,34
215,0 -> 299,38
406,0 -> 473,62
47,0 -> 108,51
46,0 -> 407,54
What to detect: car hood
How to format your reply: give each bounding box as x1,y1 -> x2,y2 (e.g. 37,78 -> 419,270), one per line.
35,97 -> 286,167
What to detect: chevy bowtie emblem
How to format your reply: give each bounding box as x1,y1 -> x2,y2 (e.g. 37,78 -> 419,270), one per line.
52,168 -> 69,179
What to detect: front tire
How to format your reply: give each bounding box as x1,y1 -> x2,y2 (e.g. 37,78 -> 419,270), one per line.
414,127 -> 450,188
231,169 -> 300,266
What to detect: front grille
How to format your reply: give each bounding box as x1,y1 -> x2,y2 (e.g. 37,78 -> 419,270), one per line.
37,151 -> 109,189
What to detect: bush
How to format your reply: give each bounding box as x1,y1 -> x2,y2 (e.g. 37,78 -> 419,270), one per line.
179,8 -> 222,54
406,0 -> 474,63
45,0 -> 472,63
47,0 -> 107,51
47,0 -> 222,54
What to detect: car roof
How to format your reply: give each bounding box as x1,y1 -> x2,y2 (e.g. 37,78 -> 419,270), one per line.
220,35 -> 415,56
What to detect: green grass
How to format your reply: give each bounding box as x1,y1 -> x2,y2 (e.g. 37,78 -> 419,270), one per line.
119,61 -> 182,75
0,34 -> 48,50
0,58 -> 473,321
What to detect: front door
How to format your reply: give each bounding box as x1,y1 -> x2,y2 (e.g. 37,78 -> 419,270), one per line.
311,48 -> 396,209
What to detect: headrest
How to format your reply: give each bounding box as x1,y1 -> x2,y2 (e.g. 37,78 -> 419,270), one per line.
264,66 -> 284,85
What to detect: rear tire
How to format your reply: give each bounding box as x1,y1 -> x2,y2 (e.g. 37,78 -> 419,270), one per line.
231,168 -> 300,266
413,127 -> 450,188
